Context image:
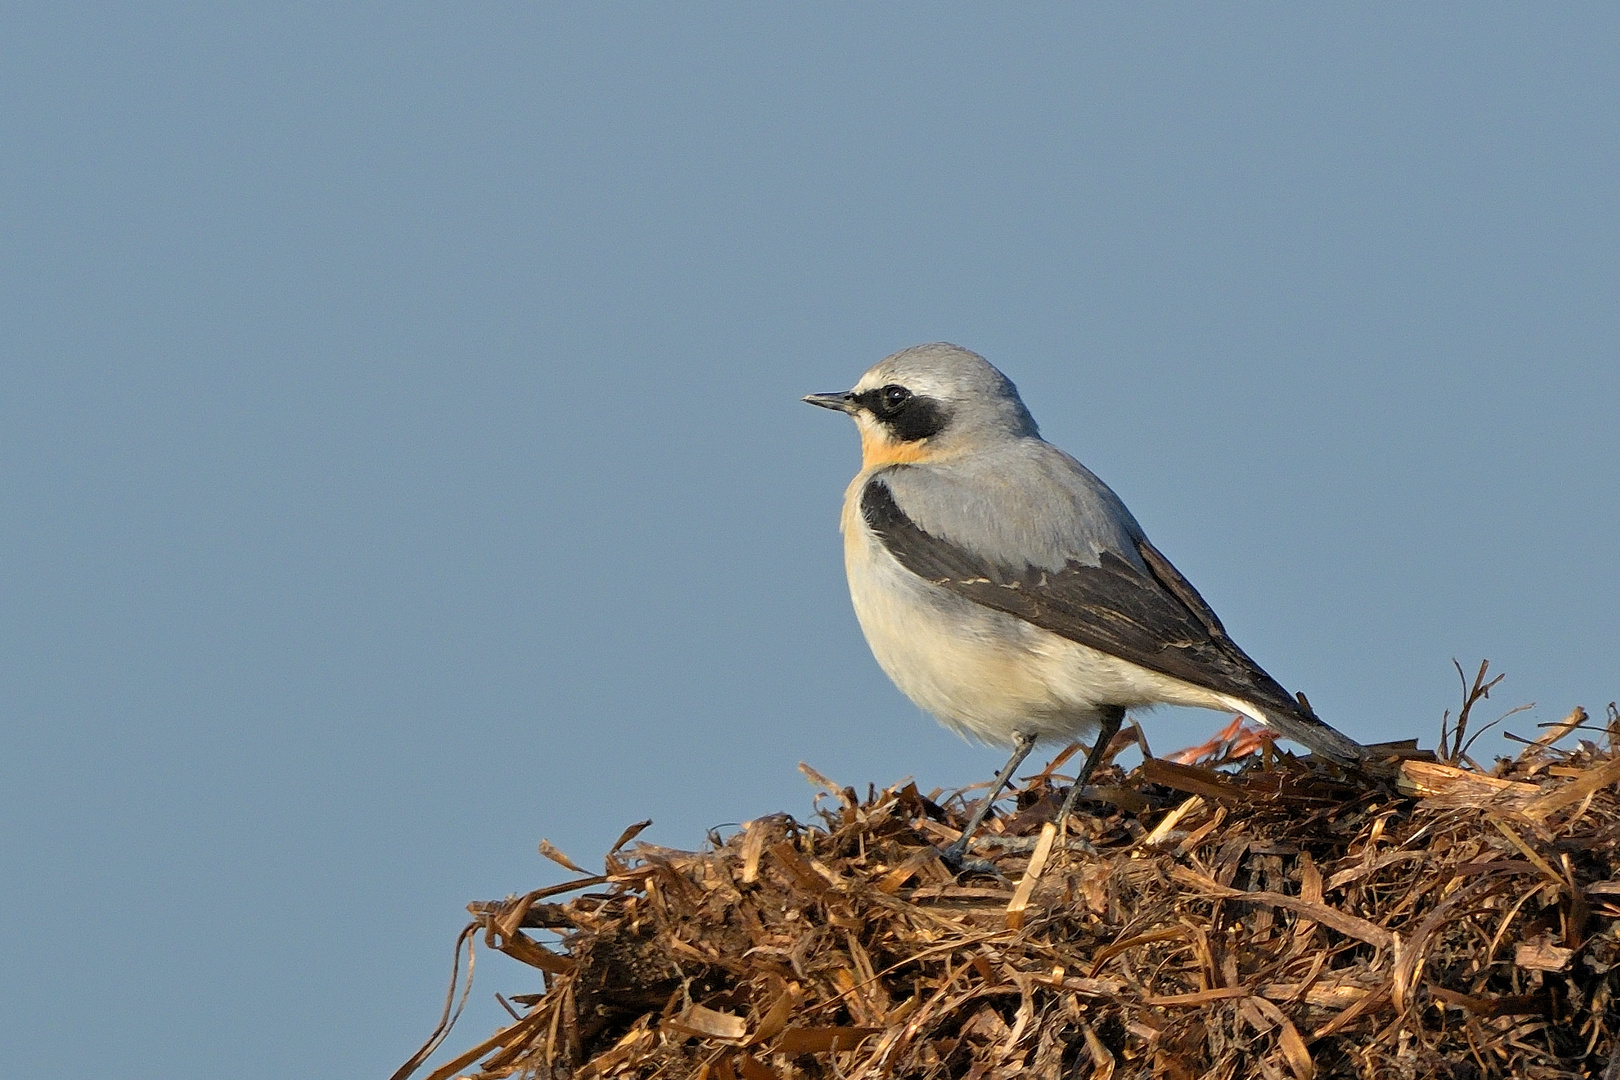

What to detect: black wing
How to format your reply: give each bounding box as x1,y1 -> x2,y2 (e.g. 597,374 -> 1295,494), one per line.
861,476 -> 1365,763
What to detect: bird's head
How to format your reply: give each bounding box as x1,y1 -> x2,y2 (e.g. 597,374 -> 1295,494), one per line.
802,342 -> 1039,468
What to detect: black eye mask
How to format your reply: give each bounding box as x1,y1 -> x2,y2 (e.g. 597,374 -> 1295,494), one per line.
851,385 -> 951,441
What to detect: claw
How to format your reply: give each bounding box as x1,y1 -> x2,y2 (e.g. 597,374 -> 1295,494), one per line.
936,842 -> 1004,879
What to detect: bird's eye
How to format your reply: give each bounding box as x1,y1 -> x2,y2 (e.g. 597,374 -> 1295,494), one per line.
881,385 -> 911,410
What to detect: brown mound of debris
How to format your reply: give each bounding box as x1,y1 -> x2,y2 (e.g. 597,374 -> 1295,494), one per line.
395,704 -> 1620,1080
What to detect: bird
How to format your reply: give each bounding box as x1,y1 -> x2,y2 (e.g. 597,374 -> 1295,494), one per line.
804,342 -> 1369,869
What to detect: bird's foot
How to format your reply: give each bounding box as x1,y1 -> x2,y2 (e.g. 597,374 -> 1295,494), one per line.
936,841 -> 1003,879
974,832 -> 1099,858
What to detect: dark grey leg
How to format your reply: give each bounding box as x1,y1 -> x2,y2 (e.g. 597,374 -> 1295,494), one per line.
940,731 -> 1037,871
1052,706 -> 1126,830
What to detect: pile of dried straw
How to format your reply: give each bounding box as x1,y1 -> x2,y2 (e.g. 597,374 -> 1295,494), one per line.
396,697 -> 1620,1080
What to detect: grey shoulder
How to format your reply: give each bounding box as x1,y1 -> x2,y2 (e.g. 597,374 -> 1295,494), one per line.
873,439 -> 1145,571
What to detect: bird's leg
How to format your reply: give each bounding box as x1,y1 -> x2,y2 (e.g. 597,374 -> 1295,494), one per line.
1052,705 -> 1125,831
939,731 -> 1037,873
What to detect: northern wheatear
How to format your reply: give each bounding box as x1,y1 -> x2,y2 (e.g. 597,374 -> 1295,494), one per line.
805,343 -> 1368,867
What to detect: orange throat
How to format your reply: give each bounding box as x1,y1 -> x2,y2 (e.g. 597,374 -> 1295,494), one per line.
859,431 -> 934,469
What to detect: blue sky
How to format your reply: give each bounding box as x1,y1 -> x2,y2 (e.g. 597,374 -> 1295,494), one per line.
2,6 -> 1616,1077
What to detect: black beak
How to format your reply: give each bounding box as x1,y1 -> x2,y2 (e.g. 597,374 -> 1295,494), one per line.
802,392 -> 856,413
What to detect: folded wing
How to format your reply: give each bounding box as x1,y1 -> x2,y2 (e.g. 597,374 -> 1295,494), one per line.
861,473 -> 1366,764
